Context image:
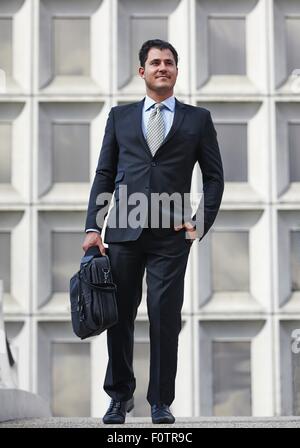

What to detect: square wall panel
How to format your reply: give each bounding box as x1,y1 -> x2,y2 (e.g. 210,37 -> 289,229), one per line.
193,0 -> 268,94
273,0 -> 300,93
275,102 -> 300,202
208,17 -> 246,76
212,340 -> 252,416
0,232 -> 11,293
215,123 -> 248,183
116,0 -> 189,95
0,210 -> 30,314
291,230 -> 300,292
212,231 -> 250,292
288,123 -> 300,182
38,0 -> 110,93
195,209 -> 272,313
197,101 -> 269,203
0,123 -> 12,183
53,18 -> 90,77
0,17 -> 13,77
286,17 -> 300,76
52,123 -> 90,183
0,101 -> 31,203
276,210 -> 300,311
36,101 -> 105,204
292,345 -> 300,415
1,0 -> 299,419
51,342 -> 91,416
0,0 -> 31,93
51,231 -> 83,293
197,320 -> 273,416
279,320 -> 300,415
35,210 -> 86,313
37,321 -> 91,416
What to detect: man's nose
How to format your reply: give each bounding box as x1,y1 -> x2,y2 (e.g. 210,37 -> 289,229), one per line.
158,63 -> 168,71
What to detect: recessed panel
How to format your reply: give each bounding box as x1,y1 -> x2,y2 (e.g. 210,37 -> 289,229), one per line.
51,342 -> 91,416
209,17 -> 246,75
212,231 -> 249,292
0,18 -> 12,76
0,232 -> 11,292
291,231 -> 300,291
52,123 -> 90,183
286,18 -> 300,77
289,123 -> 300,182
212,341 -> 252,416
215,123 -> 247,182
52,232 -> 84,293
53,18 -> 90,76
0,123 -> 12,183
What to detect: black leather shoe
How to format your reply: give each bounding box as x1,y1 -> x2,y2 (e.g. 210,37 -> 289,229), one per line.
102,397 -> 134,424
151,403 -> 175,424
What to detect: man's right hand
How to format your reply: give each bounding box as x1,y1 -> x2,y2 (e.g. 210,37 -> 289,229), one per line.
82,232 -> 106,256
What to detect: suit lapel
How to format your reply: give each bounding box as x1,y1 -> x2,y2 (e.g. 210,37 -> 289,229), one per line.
159,98 -> 186,148
133,96 -> 187,159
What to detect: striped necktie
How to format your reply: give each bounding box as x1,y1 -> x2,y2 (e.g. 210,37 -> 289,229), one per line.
146,103 -> 165,157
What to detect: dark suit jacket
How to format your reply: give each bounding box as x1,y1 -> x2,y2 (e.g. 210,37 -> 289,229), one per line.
85,97 -> 224,243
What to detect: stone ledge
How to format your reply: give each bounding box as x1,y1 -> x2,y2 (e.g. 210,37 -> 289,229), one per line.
1,417 -> 300,428
0,389 -> 51,423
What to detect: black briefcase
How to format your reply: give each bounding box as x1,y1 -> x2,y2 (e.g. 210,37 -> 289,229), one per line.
70,247 -> 118,340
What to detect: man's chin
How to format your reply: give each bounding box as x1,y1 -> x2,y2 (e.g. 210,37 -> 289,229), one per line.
151,84 -> 173,93
156,79 -> 171,85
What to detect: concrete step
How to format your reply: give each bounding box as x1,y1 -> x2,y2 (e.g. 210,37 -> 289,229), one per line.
1,417 -> 300,428
0,389 -> 51,422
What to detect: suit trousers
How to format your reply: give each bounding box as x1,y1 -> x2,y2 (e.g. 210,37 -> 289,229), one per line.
103,226 -> 193,406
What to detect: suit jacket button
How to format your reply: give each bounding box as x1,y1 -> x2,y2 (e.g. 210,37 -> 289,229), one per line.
151,161 -> 157,166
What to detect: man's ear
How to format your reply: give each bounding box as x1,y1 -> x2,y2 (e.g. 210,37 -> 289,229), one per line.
138,67 -> 145,79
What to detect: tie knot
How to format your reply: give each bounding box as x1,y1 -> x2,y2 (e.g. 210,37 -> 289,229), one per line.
154,103 -> 164,111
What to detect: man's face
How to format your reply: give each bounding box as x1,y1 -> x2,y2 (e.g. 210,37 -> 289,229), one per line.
139,47 -> 178,93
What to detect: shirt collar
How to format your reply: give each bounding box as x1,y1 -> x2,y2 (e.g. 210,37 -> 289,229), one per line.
144,94 -> 175,112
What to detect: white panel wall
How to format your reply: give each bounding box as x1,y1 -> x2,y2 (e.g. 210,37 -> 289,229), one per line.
0,0 -> 299,417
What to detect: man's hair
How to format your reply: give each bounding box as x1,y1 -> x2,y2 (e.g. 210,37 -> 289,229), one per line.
138,39 -> 178,68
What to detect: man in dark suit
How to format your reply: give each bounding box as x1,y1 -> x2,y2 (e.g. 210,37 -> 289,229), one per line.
82,39 -> 224,424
